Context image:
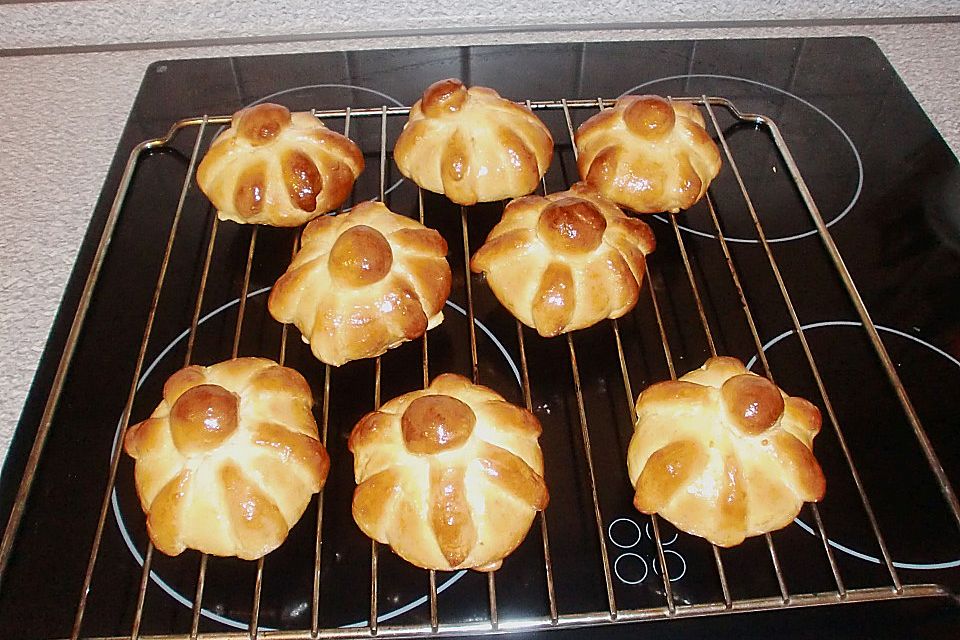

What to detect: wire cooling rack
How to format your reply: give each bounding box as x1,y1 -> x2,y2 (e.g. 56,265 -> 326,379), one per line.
1,95 -> 958,639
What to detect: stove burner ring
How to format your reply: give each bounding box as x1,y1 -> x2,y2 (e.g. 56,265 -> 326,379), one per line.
110,287 -> 522,631
620,74 -> 863,244
239,84 -> 407,210
747,320 -> 960,570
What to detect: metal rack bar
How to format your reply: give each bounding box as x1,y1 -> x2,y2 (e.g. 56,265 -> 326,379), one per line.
570,97 -> 674,614
312,363 -> 332,638
186,215 -> 222,368
521,142 -> 559,625
461,207 -> 480,386
516,320 -> 559,625
609,317 -> 694,611
559,98 -> 618,619
668,210 -> 792,602
186,141 -> 265,639
565,334 -> 619,619
697,189 -> 847,597
311,108 -> 352,637
701,100 -> 904,590
701,190 -> 847,597
233,227 -> 259,356
129,119 -> 213,639
190,555 -> 209,639
459,195 -> 501,631
130,543 -> 154,639
369,105 -> 390,636
250,559 -> 265,639
69,114 -> 211,640
70,584 -> 951,640
417,187 -> 441,634
249,223 -> 305,639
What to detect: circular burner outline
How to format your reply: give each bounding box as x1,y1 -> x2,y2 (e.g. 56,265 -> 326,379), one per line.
238,83 -> 407,209
110,286 -> 523,631
614,553 -> 649,585
618,74 -> 864,244
747,320 -> 960,570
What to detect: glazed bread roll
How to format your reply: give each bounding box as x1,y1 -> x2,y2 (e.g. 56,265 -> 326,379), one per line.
393,78 -> 554,205
123,358 -> 329,560
627,357 -> 826,547
268,201 -> 451,366
470,182 -> 656,337
197,103 -> 364,226
349,373 -> 548,571
575,95 -> 721,214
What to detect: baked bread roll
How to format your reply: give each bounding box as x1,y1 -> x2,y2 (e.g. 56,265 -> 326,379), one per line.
470,182 -> 656,337
196,103 -> 364,226
393,78 -> 554,205
268,201 -> 451,366
627,356 -> 826,547
123,357 -> 329,560
575,95 -> 721,213
349,373 -> 548,571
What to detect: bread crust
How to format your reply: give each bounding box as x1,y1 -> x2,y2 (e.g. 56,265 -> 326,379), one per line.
268,201 -> 452,366
471,182 -> 656,336
394,79 -> 553,205
627,357 -> 825,547
123,357 -> 329,560
197,103 -> 364,226
575,95 -> 721,214
348,373 -> 548,571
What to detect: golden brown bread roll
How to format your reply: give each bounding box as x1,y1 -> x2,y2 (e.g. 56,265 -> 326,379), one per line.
348,373 -> 548,571
627,356 -> 826,547
268,200 -> 451,366
123,357 -> 329,560
470,182 -> 656,337
393,78 -> 554,205
575,95 -> 721,214
196,103 -> 364,226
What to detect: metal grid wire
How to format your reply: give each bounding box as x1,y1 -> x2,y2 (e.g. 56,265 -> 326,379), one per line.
1,96 -> 958,640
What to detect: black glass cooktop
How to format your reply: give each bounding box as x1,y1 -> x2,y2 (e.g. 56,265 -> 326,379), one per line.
2,37 -> 960,639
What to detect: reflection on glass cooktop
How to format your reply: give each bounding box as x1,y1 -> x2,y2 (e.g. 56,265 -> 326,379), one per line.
1,37 -> 959,640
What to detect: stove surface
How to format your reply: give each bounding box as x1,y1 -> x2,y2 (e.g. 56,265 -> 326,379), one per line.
2,38 -> 959,639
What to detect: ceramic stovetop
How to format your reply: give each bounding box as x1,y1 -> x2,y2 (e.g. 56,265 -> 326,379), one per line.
1,37 -> 959,639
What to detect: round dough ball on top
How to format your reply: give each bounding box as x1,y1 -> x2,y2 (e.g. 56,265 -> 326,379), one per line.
123,357 -> 330,560
349,373 -> 548,571
268,201 -> 452,366
393,78 -> 554,205
628,356 -> 826,547
470,182 -> 656,337
575,95 -> 721,214
197,102 -> 364,226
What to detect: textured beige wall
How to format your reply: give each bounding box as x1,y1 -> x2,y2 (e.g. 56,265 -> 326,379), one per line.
0,0 -> 958,49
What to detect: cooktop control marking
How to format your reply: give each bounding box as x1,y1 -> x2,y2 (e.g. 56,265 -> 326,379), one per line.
608,516 -> 687,585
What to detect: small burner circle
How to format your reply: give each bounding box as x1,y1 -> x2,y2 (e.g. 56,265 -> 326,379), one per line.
110,287 -> 522,631
747,320 -> 960,571
619,74 -> 863,244
613,552 -> 649,585
652,549 -> 688,582
608,517 -> 643,549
